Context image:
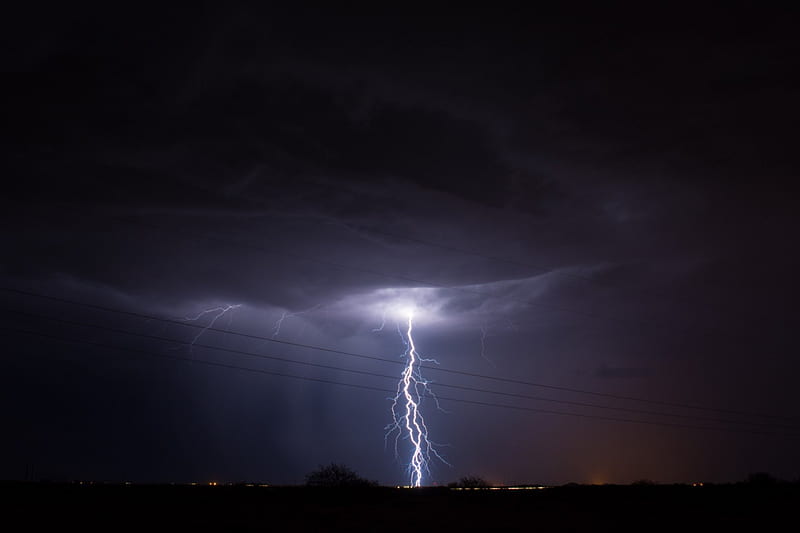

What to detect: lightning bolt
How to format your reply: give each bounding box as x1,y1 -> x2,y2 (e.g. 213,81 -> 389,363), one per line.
385,309 -> 449,487
271,304 -> 322,338
181,304 -> 242,349
271,310 -> 290,338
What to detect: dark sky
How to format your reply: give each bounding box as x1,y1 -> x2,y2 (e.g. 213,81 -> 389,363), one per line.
2,4 -> 799,486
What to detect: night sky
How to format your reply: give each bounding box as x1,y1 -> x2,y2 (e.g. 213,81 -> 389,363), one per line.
2,4 -> 799,486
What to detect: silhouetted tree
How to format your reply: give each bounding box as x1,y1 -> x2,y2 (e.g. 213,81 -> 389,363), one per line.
450,475 -> 490,488
305,463 -> 377,488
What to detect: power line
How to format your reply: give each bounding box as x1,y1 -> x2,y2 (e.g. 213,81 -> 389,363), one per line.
17,201 -> 738,431
111,214 -> 751,386
2,286 -> 797,423
4,325 -> 799,439
9,308 -> 797,431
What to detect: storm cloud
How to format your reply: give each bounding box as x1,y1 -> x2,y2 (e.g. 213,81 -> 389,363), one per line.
1,4 -> 798,485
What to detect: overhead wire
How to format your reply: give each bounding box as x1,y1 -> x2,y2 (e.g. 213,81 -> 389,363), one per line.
2,286 -> 797,425
4,325 -> 799,439
7,308 -> 799,431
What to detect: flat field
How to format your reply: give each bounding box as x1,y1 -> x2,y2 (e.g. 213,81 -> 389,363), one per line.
3,481 -> 796,531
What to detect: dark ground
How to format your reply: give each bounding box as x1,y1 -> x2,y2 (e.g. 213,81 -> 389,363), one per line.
3,481 -> 798,531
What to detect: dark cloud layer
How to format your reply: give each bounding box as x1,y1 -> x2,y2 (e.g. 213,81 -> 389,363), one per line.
1,4 -> 799,485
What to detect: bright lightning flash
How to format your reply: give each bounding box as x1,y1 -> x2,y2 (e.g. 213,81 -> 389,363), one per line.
385,307 -> 448,487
